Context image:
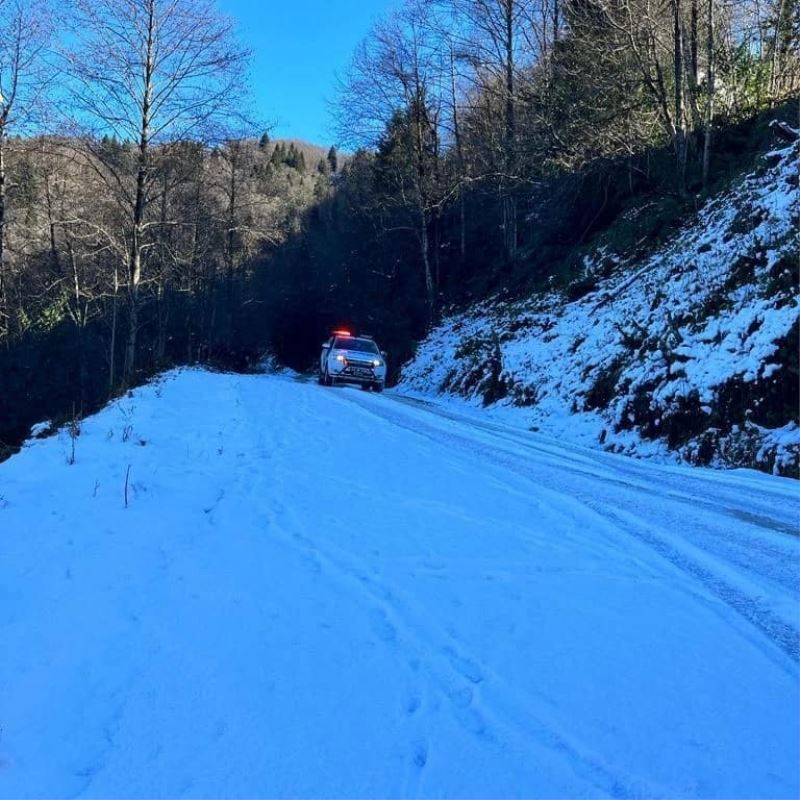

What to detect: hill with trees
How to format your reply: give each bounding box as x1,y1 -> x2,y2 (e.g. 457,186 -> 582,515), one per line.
0,0 -> 797,475
0,0 -> 336,458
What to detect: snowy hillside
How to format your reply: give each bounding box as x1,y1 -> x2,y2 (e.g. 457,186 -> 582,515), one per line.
400,141 -> 799,475
0,369 -> 798,797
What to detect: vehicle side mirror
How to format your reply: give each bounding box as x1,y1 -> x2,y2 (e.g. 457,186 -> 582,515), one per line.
381,351 -> 388,358
322,343 -> 330,349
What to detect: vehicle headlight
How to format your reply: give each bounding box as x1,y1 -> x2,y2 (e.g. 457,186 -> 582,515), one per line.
373,359 -> 383,367
336,355 -> 346,362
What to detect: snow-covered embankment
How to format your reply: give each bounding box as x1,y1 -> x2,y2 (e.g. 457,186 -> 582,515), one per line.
400,142 -> 799,474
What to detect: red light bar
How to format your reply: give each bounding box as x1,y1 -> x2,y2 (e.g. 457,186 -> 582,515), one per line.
332,329 -> 352,336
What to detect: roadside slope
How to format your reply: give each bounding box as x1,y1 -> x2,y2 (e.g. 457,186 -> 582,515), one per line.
400,141 -> 799,475
0,370 -> 798,798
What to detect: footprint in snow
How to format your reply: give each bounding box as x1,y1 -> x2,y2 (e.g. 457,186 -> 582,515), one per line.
406,692 -> 421,715
413,742 -> 429,769
303,553 -> 322,574
459,707 -> 490,739
448,685 -> 474,708
370,610 -> 397,643
446,649 -> 484,684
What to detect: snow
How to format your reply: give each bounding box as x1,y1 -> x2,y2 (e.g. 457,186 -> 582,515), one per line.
259,352 -> 298,376
28,421 -> 53,439
1,368 -> 798,798
400,143 -> 800,472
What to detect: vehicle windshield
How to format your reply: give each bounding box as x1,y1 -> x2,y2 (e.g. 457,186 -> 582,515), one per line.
334,336 -> 379,354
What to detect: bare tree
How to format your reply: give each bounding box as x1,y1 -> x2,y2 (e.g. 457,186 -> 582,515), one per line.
0,0 -> 55,339
336,1 -> 447,323
208,137 -> 283,341
452,0 -> 537,260
65,0 -> 251,381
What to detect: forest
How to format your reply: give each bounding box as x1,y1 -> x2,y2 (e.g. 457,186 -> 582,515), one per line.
0,0 -> 797,458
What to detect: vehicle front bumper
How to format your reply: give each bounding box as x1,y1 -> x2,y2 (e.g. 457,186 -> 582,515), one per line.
331,360 -> 386,384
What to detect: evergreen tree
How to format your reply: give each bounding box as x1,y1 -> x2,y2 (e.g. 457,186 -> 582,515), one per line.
327,145 -> 338,173
286,143 -> 298,169
270,142 -> 285,167
259,132 -> 270,149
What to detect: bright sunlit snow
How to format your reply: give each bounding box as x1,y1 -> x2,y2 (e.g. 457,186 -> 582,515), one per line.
0,369 -> 798,798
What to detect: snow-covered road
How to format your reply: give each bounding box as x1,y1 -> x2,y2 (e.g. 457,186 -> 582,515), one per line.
1,369 -> 798,798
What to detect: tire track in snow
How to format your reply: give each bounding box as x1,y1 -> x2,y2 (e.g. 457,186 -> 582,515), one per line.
389,394 -> 799,537
336,389 -> 800,666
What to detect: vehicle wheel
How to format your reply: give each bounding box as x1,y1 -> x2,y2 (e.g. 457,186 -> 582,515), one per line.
373,382 -> 385,393
322,368 -> 333,387
360,383 -> 371,391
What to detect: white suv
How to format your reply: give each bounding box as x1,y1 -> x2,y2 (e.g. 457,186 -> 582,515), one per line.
320,331 -> 387,392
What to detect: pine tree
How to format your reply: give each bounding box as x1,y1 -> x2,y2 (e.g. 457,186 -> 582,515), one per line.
259,132 -> 270,149
270,142 -> 286,167
327,145 -> 338,173
285,143 -> 298,169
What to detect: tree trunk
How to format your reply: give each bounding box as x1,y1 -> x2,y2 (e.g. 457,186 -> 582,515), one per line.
505,3 -> 517,261
189,175 -> 203,348
702,0 -> 715,191
0,128 -> 7,340
156,282 -> 168,362
226,148 -> 238,343
68,239 -> 87,410
503,0 -> 518,260
44,173 -> 62,274
449,47 -> 466,263
673,0 -> 688,194
460,192 -> 466,262
419,206 -> 434,326
109,262 -> 119,393
123,0 -> 156,382
769,0 -> 786,99
411,82 -> 435,325
683,13 -> 703,133
553,0 -> 560,46
124,266 -> 140,381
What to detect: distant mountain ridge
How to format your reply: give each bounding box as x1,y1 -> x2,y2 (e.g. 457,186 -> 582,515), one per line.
267,139 -> 339,168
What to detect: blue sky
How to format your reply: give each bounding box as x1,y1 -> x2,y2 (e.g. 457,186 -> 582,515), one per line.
218,0 -> 391,146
